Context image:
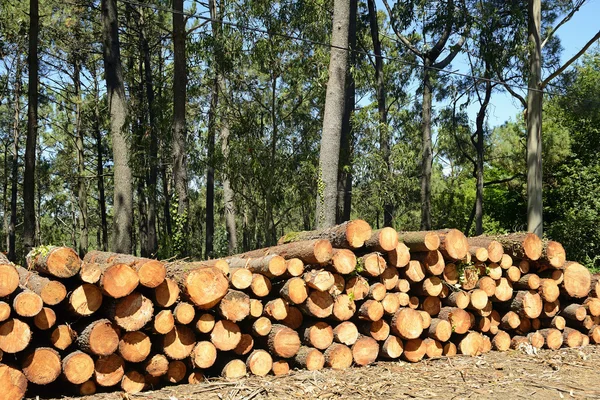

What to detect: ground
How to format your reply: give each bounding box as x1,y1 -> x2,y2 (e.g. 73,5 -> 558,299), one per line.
49,346 -> 600,400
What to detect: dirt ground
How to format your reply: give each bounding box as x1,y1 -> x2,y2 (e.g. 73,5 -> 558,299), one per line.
45,346 -> 600,400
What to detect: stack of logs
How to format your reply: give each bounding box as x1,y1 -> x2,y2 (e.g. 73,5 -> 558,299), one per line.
0,220 -> 597,400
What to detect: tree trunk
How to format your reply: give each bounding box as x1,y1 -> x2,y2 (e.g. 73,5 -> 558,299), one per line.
220,93 -> 237,254
23,0 -> 39,259
102,0 -> 132,253
141,9 -> 158,256
92,66 -> 109,251
337,0 -> 356,225
316,0 -> 350,229
73,58 -> 88,258
172,0 -> 189,256
367,0 -> 392,227
474,65 -> 492,235
527,0 -> 543,236
8,53 -> 21,262
420,63 -> 433,230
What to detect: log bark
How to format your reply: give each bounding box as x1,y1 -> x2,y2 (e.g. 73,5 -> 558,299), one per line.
397,231 -> 440,252
278,220 -> 371,249
84,251 -> 166,288
242,239 -> 333,264
26,246 -> 81,278
16,266 -> 66,305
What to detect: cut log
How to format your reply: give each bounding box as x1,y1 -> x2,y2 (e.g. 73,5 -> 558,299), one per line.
402,338 -> 426,362
397,231 -> 440,252
144,354 -> 169,377
408,296 -> 420,309
330,294 -> 355,322
388,243 -> 411,268
352,335 -> 379,366
79,380 -> 96,395
195,313 -> 215,334
437,229 -> 469,260
0,302 -> 10,322
121,370 -> 145,394
506,266 -> 521,283
22,347 -> 61,385
428,318 -> 452,342
469,246 -> 488,263
165,361 -> 186,383
560,304 -> 587,321
286,258 -> 304,277
357,300 -> 384,322
391,308 -> 423,339
77,319 -> 119,356
243,239 -> 333,264
272,360 -> 290,376
443,341 -> 458,356
109,292 -> 154,331
191,341 -> 217,369
365,227 -> 398,252
304,269 -> 335,292
511,290 -> 543,319
280,277 -> 308,304
527,331 -> 544,349
346,276 -> 369,300
154,310 -> 175,335
301,290 -> 333,318
542,300 -> 561,318
561,262 -> 591,298
250,299 -> 264,318
443,291 -> 470,309
154,278 -> 180,308
360,319 -> 390,342
0,318 -> 31,354
250,274 -> 272,297
380,266 -> 399,290
84,251 -> 166,288
278,220 -> 371,250
264,298 -> 289,321
396,292 -> 410,307
475,233 -> 542,261
486,263 -> 502,280
233,333 -> 254,356
50,324 -> 75,350
268,324 -> 300,358
438,307 -> 471,335
415,276 -> 443,297
562,327 -> 584,348
0,364 -> 27,400
589,326 -> 600,344
412,251 -> 445,275
221,359 -> 246,379
63,350 -> 94,384
360,253 -> 386,277
98,263 -> 139,299
219,290 -> 250,322
163,325 -> 196,359
229,268 -> 253,290
12,289 -> 43,317
382,293 -> 401,315
476,276 -> 497,297
294,346 -> 324,370
252,316 -> 272,337
380,335 -> 403,359
584,297 -> 600,317
210,320 -> 241,351
514,274 -> 541,290
333,321 -> 359,346
204,255 -> 286,278
491,330 -> 511,351
119,331 -> 151,363
500,254 -> 513,269
27,246 -> 81,278
541,240 -> 566,269
538,328 -> 563,349
330,274 -> 345,296
424,338 -> 443,358
33,307 -> 56,330
79,262 -> 101,284
457,332 -> 483,356
303,322 -> 333,350
16,267 -> 66,305
493,277 -> 513,302
95,353 -> 126,387
500,311 -> 520,330
367,282 -> 387,301
323,343 -> 353,369
246,349 -> 273,376
68,283 -> 103,317
330,249 -> 356,274
403,260 -> 426,283
166,263 -> 228,308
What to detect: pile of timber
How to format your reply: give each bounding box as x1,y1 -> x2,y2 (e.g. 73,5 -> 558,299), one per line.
0,221 -> 597,399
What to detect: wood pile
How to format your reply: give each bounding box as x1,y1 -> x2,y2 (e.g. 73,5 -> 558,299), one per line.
0,220 -> 597,399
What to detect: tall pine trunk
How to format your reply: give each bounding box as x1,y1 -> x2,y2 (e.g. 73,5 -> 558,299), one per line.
140,10 -> 158,255
220,78 -> 237,255
527,0 -> 543,236
474,66 -> 492,235
102,0 -> 132,253
23,0 -> 39,259
172,0 -> 189,256
420,63 -> 433,230
316,0 -> 350,229
8,54 -> 22,262
337,0 -> 356,224
93,69 -> 109,251
367,0 -> 392,227
206,74 -> 217,258
74,58 -> 88,257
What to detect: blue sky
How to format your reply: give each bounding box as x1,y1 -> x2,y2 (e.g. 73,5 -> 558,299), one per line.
459,0 -> 600,128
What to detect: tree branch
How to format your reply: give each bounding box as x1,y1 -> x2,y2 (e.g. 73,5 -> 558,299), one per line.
541,0 -> 586,49
433,29 -> 468,69
428,0 -> 455,61
541,29 -> 600,88
483,173 -> 525,187
381,0 -> 423,59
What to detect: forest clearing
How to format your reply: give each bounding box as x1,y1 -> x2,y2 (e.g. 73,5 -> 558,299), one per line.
1,221 -> 599,399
